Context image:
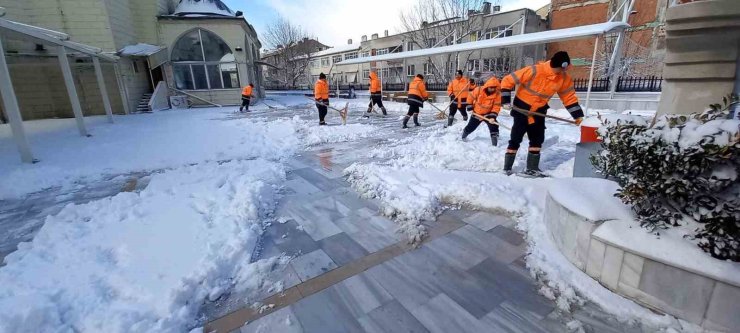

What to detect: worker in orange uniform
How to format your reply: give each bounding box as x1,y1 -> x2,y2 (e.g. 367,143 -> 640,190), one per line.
500,51 -> 584,176
239,83 -> 254,112
446,70 -> 470,126
462,77 -> 501,146
366,71 -> 387,116
314,73 -> 330,125
403,74 -> 429,129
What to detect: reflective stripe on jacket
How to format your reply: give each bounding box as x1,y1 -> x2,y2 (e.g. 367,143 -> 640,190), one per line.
407,77 -> 428,105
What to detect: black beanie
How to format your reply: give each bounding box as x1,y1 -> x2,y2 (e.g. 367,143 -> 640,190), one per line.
550,51 -> 570,68
416,74 -> 424,80
456,70 -> 463,76
319,72 -> 326,79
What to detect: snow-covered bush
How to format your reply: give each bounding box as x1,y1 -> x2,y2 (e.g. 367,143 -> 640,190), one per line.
591,95 -> 740,261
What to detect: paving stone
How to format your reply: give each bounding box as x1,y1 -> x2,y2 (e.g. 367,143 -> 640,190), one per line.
290,249 -> 338,282
318,232 -> 369,266
331,274 -> 394,317
488,225 -> 525,246
365,261 -> 439,311
423,232 -> 489,271
463,211 -> 511,231
481,302 -> 555,333
451,225 -> 523,265
291,287 -> 365,333
292,167 -> 344,192
240,306 -> 303,333
266,220 -> 319,257
285,200 -> 343,241
410,293 -> 491,333
358,300 -> 430,333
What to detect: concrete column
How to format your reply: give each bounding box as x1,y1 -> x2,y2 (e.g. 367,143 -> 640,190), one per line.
57,46 -> 89,137
93,57 -> 114,123
0,34 -> 36,163
657,0 -> 740,116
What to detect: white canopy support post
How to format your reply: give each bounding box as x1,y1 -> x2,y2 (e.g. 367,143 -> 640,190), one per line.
0,33 -> 35,163
584,35 -> 600,114
93,57 -> 114,123
57,46 -> 89,137
608,0 -> 634,95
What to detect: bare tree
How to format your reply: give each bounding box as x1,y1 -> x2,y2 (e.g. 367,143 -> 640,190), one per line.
262,16 -> 318,87
399,0 -> 497,83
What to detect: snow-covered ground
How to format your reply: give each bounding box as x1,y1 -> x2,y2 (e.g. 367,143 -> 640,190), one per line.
3,97 -> 694,332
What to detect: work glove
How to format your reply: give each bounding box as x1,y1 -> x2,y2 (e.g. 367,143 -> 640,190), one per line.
449,94 -> 455,101
485,113 -> 498,120
575,117 -> 584,126
502,104 -> 512,111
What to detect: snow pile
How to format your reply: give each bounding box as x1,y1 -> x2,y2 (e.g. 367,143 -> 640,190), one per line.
0,109 -> 299,200
118,43 -> 163,57
0,159 -> 285,332
548,178 -> 633,221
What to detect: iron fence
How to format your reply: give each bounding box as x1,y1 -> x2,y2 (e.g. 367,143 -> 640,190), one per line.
266,76 -> 663,93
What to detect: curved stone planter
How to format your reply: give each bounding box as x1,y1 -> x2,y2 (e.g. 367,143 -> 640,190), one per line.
545,178 -> 740,332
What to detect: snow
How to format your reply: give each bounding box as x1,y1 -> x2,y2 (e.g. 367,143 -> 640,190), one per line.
118,43 -> 163,57
338,22 -> 630,65
0,159 -> 285,332
548,178 -> 634,221
173,0 -> 234,17
593,219 -> 740,287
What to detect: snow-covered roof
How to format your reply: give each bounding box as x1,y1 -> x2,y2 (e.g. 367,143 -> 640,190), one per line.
118,43 -> 164,57
312,43 -> 362,58
338,22 -> 629,65
174,0 -> 234,17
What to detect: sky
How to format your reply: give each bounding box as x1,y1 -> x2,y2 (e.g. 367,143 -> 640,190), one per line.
223,0 -> 550,50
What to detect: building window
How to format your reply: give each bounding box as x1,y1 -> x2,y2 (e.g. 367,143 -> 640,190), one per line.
376,48 -> 389,55
407,64 -> 415,76
406,41 -> 414,51
363,69 -> 370,79
321,57 -> 329,66
361,51 -> 370,58
495,26 -> 513,38
171,28 -> 239,90
344,52 -> 358,60
467,59 -> 480,72
423,63 -> 435,75
426,38 -> 437,47
332,55 -> 342,63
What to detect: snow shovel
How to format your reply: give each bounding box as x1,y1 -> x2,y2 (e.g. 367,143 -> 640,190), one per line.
260,99 -> 278,110
427,101 -> 448,120
472,113 -> 512,131
306,97 -> 348,125
510,106 -> 578,125
438,83 -> 471,120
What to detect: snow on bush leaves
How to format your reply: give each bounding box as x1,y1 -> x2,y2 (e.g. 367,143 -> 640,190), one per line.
592,95 -> 740,261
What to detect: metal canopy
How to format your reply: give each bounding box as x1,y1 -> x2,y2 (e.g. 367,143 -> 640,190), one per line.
337,22 -> 630,65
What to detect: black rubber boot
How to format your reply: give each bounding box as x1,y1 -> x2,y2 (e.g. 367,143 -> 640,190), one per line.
402,116 -> 410,129
525,152 -> 542,175
447,116 -> 454,127
461,130 -> 470,142
504,153 -> 516,175
490,133 -> 499,146
381,107 -> 387,116
413,114 -> 421,126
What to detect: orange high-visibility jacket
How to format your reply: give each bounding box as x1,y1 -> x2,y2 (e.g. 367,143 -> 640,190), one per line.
469,82 -> 477,91
467,77 -> 501,116
314,79 -> 329,100
407,77 -> 429,105
446,77 -> 470,104
369,72 -> 382,95
501,61 -> 579,111
242,85 -> 253,97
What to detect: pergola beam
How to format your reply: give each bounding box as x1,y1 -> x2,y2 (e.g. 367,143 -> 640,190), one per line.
0,33 -> 35,163
57,46 -> 90,137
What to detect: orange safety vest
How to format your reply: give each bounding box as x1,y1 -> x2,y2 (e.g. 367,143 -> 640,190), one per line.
407,77 -> 428,105
369,72 -> 382,95
501,61 -> 578,111
467,77 -> 501,116
314,79 -> 329,100
447,77 -> 470,105
242,85 -> 253,97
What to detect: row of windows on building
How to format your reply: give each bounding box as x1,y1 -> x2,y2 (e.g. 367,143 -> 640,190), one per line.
307,25 -> 515,70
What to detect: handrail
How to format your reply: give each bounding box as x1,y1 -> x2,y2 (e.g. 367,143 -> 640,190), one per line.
168,87 -> 222,107
148,81 -> 170,111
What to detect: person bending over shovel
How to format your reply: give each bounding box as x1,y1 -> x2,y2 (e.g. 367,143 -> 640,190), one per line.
500,51 -> 584,176
461,77 -> 501,146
